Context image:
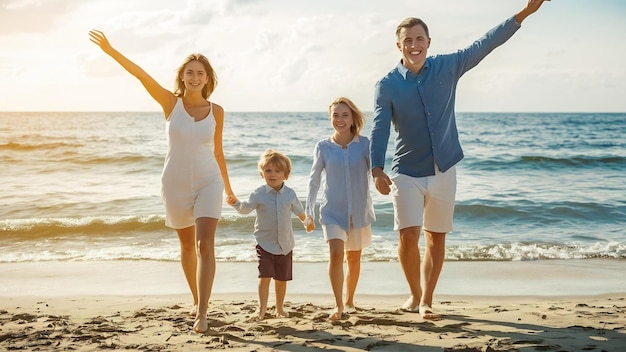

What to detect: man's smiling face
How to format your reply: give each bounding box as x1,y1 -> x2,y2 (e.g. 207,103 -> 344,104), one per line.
397,24 -> 431,74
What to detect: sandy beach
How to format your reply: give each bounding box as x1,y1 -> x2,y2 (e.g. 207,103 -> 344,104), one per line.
1,260 -> 625,351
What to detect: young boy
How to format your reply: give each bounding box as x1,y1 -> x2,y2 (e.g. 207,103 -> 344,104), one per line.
226,149 -> 313,320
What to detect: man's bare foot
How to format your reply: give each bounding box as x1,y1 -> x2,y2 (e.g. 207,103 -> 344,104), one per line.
193,316 -> 208,333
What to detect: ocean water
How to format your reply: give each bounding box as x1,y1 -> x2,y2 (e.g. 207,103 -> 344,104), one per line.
1,111 -> 625,263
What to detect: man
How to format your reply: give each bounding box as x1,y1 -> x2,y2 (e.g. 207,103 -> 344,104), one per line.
369,0 -> 549,319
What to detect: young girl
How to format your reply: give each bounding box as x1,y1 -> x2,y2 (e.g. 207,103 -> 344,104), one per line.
227,149 -> 312,320
89,30 -> 234,333
306,97 -> 376,320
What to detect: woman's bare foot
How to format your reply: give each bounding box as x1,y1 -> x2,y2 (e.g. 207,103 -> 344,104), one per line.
193,316 -> 208,333
419,304 -> 442,320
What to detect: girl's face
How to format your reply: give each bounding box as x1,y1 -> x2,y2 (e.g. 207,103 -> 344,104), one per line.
330,103 -> 353,135
261,162 -> 286,191
181,60 -> 208,92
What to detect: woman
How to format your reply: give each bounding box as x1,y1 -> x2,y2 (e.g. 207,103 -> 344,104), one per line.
305,97 -> 376,320
89,30 -> 233,333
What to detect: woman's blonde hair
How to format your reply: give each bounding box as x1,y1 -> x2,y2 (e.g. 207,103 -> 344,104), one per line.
258,149 -> 292,179
328,97 -> 365,135
174,53 -> 218,99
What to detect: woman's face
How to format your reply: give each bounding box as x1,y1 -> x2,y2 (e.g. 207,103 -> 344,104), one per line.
181,60 -> 208,92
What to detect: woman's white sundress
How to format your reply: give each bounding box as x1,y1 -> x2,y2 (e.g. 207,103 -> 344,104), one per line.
161,98 -> 224,229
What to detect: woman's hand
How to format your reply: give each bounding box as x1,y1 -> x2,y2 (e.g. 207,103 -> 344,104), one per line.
225,194 -> 238,206
88,29 -> 115,55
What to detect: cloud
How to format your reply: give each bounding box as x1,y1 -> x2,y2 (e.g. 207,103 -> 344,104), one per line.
2,0 -> 626,112
277,56 -> 309,84
0,62 -> 24,77
255,30 -> 281,52
0,0 -> 82,34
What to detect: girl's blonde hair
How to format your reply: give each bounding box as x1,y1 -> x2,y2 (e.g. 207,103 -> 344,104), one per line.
258,149 -> 292,179
328,97 -> 365,135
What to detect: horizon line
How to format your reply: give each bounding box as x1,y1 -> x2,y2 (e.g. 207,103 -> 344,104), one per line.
2,110 -> 625,114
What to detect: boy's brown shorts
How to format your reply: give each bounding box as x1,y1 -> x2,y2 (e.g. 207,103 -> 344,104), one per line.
256,244 -> 292,281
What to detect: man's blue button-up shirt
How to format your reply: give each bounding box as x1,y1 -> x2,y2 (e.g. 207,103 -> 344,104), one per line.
370,16 -> 521,177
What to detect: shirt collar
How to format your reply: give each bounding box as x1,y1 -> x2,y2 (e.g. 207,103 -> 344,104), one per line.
264,183 -> 284,193
397,59 -> 430,80
329,134 -> 360,146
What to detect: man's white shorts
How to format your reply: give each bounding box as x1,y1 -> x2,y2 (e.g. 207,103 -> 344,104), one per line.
390,166 -> 456,233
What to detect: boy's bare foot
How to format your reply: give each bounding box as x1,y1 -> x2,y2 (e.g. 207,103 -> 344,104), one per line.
257,307 -> 268,321
189,304 -> 197,317
275,309 -> 290,318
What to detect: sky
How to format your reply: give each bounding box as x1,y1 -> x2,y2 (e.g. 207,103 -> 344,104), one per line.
1,0 -> 625,112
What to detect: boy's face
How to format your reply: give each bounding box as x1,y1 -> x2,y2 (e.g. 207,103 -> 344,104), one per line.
261,162 -> 286,191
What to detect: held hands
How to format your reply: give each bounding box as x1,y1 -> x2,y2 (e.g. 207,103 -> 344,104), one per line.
304,216 -> 315,233
372,167 -> 392,195
226,194 -> 238,206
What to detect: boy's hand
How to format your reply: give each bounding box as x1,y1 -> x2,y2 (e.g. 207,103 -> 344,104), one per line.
304,216 -> 315,233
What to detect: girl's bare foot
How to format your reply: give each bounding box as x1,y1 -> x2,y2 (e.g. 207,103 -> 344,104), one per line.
257,307 -> 267,321
345,304 -> 357,314
400,296 -> 420,313
329,307 -> 346,320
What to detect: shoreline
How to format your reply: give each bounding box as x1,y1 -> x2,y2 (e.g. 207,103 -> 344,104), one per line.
1,259 -> 625,297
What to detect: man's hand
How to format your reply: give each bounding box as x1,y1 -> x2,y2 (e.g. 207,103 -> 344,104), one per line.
515,0 -> 549,24
372,167 -> 392,195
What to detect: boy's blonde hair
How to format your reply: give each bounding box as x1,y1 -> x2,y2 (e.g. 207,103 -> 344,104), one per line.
328,97 -> 365,135
258,149 -> 292,179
